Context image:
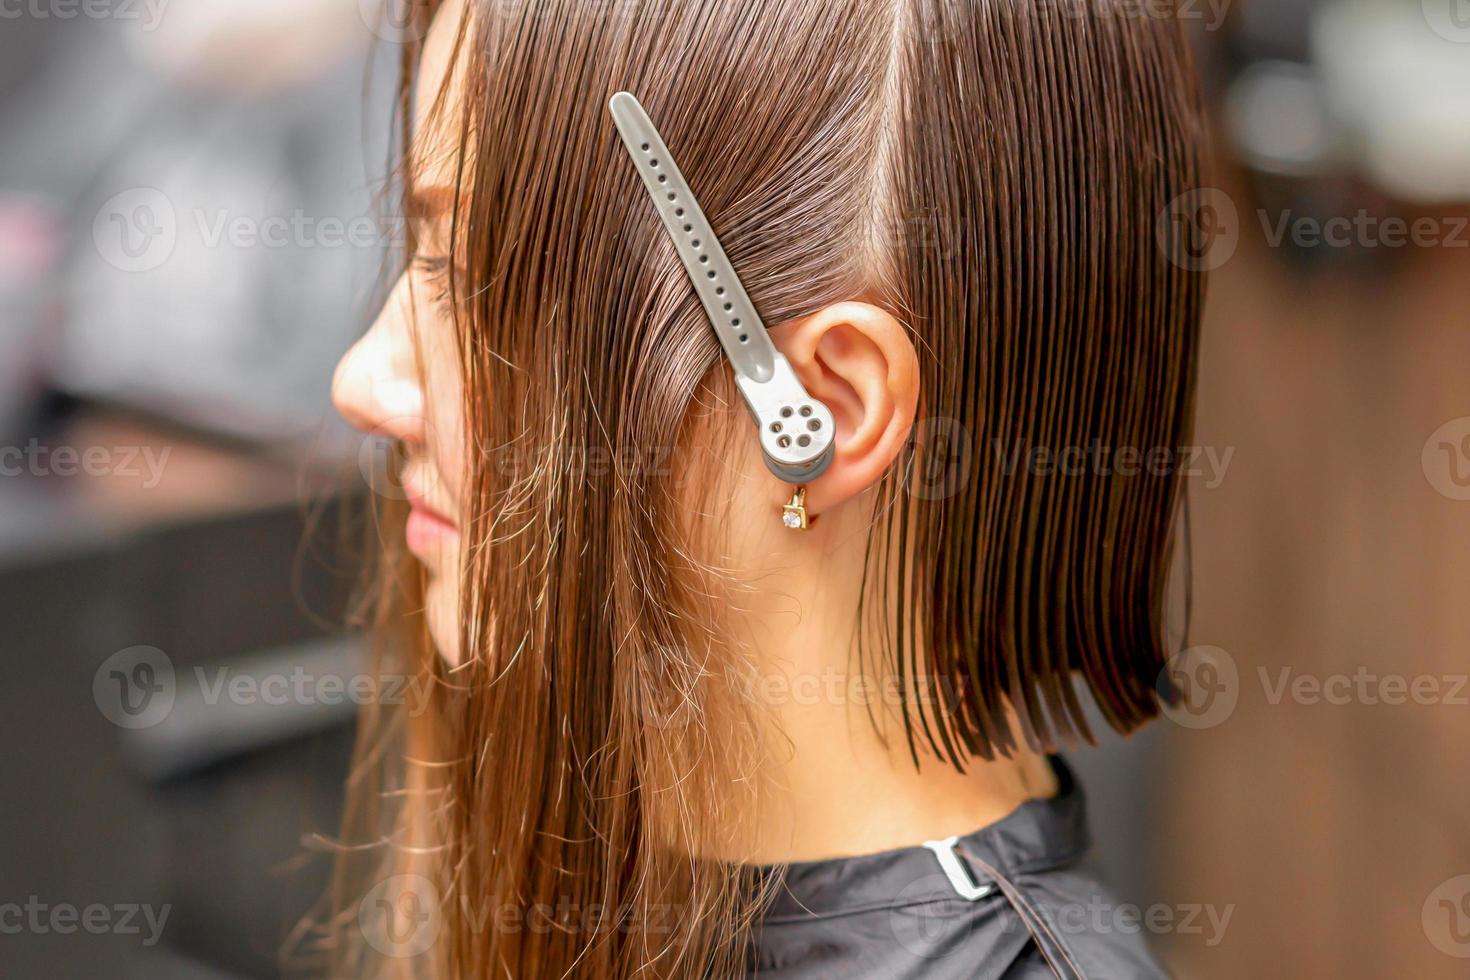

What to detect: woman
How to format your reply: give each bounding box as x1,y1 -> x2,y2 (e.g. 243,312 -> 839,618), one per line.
327,0 -> 1206,975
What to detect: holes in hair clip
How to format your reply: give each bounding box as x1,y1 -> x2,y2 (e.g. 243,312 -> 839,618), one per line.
691,239 -> 700,247
675,208 -> 685,217
667,193 -> 676,201
649,159 -> 659,167
640,142 -> 650,151
797,435 -> 811,447
707,271 -> 716,279
777,435 -> 792,449
807,418 -> 821,431
798,405 -> 812,417
657,174 -> 667,183
738,334 -> 749,343
769,421 -> 782,433
699,255 -> 708,264
780,406 -> 793,418
723,302 -> 732,311
715,287 -> 725,295
731,318 -> 741,327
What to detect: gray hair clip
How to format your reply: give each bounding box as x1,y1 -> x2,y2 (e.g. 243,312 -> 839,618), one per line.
608,91 -> 836,486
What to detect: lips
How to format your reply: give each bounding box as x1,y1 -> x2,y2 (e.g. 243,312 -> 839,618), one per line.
403,479 -> 459,555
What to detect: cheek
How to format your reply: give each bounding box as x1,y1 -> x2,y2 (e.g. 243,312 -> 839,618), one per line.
418,331 -> 470,507
432,396 -> 468,508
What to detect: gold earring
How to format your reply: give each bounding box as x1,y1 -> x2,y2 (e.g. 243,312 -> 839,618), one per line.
782,487 -> 811,530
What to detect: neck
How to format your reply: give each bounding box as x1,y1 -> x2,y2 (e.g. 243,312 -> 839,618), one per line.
719,493 -> 1058,864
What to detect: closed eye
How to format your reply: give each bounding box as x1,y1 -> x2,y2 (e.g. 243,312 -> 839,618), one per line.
412,254 -> 454,313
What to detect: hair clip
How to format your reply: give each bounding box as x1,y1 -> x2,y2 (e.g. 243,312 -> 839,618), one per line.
608,91 -> 836,487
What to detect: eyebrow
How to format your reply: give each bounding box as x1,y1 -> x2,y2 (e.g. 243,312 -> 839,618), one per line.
406,184 -> 457,222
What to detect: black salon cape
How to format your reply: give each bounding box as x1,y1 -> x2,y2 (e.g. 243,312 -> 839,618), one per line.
746,759 -> 1171,979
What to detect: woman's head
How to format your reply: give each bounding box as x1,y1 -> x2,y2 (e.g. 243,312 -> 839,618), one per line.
328,0 -> 1204,974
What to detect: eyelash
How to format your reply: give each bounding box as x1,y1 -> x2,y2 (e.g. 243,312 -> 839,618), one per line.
412,255 -> 454,312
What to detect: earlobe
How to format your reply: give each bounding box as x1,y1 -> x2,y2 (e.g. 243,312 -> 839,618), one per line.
770,301 -> 919,513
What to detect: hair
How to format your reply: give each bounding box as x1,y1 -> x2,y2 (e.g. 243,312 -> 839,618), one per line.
312,0 -> 1206,976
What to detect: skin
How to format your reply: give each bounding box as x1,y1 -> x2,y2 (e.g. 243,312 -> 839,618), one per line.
333,0 -> 1056,864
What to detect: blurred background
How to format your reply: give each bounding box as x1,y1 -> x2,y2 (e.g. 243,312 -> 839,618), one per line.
1,0 -> 1467,976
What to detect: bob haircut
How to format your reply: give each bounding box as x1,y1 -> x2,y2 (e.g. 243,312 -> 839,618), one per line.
317,1 -> 1206,977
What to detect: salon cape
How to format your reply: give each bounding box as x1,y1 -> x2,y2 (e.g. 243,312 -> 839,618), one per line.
746,758 -> 1170,979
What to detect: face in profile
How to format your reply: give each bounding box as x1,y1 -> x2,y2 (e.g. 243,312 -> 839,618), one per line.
332,1 -> 470,665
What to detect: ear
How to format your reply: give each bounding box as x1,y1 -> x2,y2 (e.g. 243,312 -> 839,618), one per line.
768,301 -> 919,513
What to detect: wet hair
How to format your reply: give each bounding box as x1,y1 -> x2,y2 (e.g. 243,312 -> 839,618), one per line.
319,0 -> 1205,976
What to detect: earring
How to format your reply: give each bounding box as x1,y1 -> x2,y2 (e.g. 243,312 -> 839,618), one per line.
781,486 -> 811,530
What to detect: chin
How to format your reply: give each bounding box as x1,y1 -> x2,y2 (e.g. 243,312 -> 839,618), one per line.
423,575 -> 463,667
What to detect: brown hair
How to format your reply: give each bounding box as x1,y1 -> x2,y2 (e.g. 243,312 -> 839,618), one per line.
317,0 -> 1205,976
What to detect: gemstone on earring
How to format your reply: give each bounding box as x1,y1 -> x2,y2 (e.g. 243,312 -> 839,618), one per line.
782,487 -> 810,530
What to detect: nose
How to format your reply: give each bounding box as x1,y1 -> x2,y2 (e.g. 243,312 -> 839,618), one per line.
333,278 -> 426,444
